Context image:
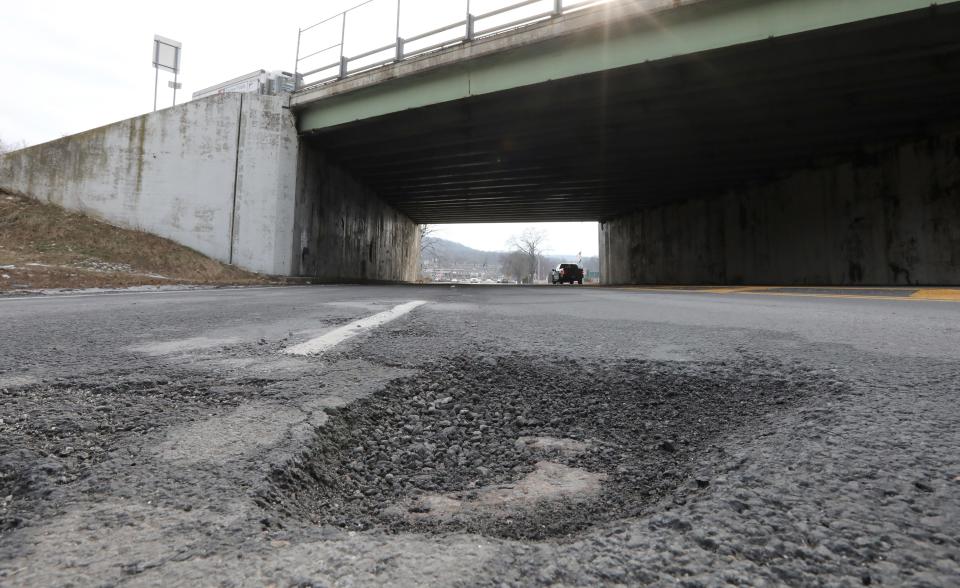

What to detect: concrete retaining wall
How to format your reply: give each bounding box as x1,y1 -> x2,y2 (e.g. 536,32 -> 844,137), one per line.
0,94 -> 298,276
294,142 -> 420,282
601,126 -> 960,285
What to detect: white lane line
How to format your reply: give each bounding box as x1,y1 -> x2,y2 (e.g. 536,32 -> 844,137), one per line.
284,300 -> 428,356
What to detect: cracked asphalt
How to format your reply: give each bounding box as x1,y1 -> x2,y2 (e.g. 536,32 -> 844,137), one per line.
0,284 -> 958,586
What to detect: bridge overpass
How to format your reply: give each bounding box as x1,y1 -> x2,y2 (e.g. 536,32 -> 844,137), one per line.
3,0 -> 959,284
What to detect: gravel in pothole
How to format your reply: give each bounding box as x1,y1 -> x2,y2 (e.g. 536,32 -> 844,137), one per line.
261,355 -> 825,540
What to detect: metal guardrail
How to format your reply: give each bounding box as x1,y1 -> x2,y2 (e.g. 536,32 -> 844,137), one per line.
294,0 -> 611,91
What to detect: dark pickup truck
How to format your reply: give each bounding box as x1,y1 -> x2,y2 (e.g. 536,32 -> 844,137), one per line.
550,263 -> 584,285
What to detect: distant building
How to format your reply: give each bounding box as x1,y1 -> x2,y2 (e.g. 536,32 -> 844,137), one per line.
192,70 -> 302,101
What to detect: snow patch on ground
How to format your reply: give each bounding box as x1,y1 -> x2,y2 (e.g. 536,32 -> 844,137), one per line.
0,284 -> 245,298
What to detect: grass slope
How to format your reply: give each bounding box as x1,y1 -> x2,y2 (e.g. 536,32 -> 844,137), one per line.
0,191 -> 268,291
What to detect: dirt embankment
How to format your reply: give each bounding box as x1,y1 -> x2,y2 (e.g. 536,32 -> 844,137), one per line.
0,191 -> 269,291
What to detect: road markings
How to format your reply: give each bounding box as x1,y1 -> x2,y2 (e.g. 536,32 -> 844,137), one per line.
911,288 -> 960,301
284,301 -> 428,356
129,336 -> 242,356
698,286 -> 775,294
616,286 -> 960,303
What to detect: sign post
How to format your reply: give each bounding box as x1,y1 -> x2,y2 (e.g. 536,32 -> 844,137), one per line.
168,80 -> 183,105
152,35 -> 182,111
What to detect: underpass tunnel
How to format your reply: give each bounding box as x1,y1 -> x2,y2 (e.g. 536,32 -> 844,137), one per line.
293,2 -> 960,285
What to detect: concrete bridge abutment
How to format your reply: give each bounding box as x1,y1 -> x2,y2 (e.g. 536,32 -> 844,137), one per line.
599,126 -> 960,286
292,142 -> 420,282
0,96 -> 419,281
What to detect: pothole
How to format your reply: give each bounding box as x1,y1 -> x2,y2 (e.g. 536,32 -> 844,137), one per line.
260,355 -> 817,540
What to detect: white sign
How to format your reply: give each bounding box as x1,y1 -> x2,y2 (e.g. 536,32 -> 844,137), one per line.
153,35 -> 181,74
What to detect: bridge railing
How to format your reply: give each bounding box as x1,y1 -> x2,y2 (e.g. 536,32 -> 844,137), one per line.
294,0 -> 612,91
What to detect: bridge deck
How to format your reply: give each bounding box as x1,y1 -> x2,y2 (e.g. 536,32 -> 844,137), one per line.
295,0 -> 960,223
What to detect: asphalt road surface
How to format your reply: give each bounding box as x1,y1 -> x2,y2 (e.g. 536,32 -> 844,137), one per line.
1,285 -> 958,586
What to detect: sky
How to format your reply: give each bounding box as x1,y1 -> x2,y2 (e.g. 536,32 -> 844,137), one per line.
432,222 -> 598,257
0,0 -> 600,256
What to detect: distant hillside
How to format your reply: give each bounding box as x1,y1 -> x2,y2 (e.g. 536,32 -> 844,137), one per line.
421,237 -> 502,267
422,237 -> 599,272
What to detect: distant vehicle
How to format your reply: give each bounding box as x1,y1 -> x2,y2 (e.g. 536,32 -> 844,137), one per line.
550,263 -> 584,285
497,278 -> 511,284
470,277 -> 479,284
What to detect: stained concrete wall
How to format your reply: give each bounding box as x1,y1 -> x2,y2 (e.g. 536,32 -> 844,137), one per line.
601,126 -> 960,285
0,94 -> 298,276
294,142 -> 420,282
231,96 -> 299,274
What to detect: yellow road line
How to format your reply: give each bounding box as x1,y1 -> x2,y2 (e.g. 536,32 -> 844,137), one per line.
615,286 -> 960,303
698,286 -> 775,294
910,289 -> 960,301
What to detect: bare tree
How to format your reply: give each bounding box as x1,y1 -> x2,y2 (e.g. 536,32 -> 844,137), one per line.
418,224 -> 437,257
506,228 -> 548,283
417,225 -> 438,282
0,136 -> 27,156
498,250 -> 526,282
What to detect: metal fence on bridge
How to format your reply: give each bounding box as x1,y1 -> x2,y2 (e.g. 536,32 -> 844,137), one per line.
295,0 -> 613,90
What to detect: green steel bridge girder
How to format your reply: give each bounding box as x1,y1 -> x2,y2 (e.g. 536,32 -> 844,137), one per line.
294,0 -> 960,133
